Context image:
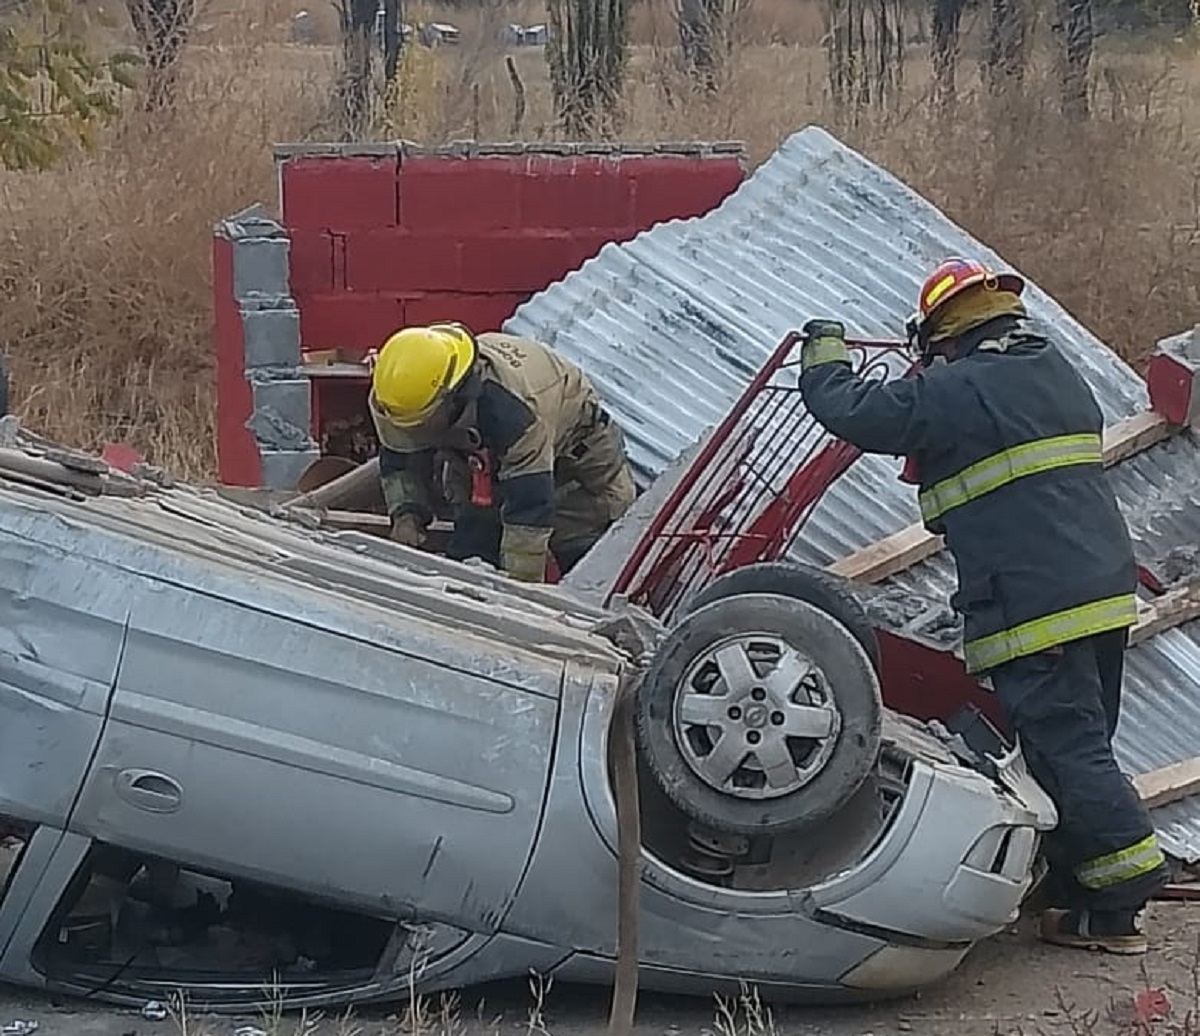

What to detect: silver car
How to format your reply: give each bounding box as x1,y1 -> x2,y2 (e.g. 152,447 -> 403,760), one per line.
0,434 -> 1055,1013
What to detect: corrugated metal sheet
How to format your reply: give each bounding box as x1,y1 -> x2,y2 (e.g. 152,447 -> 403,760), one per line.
505,124 -> 1200,863
508,125 -> 1146,490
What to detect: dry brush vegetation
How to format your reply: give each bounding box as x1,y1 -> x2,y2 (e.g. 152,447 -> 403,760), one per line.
0,0 -> 1197,479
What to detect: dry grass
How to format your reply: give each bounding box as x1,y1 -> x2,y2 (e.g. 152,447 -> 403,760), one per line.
155,960 -> 1200,1036
0,0 -> 1197,478
158,972 -> 783,1036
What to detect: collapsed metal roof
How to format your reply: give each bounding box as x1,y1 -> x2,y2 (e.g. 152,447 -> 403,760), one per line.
505,124 -> 1200,862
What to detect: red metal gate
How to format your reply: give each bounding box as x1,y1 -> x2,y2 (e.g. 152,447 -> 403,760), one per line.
608,331 -> 912,621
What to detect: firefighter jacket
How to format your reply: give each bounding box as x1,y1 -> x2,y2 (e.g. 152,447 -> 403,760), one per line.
369,332 -> 623,579
798,315 -> 1139,674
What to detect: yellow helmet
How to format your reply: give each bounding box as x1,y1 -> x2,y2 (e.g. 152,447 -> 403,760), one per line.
370,324 -> 476,428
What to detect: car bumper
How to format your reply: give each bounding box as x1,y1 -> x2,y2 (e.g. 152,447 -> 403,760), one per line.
812,746 -> 1057,963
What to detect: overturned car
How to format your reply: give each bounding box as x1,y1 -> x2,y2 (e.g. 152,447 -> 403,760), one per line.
0,411 -> 1058,1013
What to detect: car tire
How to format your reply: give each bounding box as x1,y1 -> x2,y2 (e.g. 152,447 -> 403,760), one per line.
679,561 -> 882,673
636,592 -> 883,837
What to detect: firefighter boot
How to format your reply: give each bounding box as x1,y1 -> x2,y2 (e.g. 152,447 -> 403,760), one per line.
1039,907 -> 1149,955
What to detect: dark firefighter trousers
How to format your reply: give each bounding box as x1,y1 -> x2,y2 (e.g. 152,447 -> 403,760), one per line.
448,487 -> 616,575
447,416 -> 635,576
988,629 -> 1169,911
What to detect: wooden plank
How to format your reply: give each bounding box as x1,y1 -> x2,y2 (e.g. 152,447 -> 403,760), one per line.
301,348 -> 366,367
826,524 -> 945,583
302,348 -> 343,366
319,509 -> 391,531
1154,883 -> 1200,901
1130,579 -> 1200,646
287,457 -> 381,511
303,362 -> 371,380
1132,756 -> 1200,810
825,410 -> 1175,585
309,509 -> 455,536
1101,408 -> 1173,465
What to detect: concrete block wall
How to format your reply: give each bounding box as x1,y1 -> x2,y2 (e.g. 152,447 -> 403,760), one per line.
215,139 -> 748,485
275,140 -> 748,355
213,204 -> 321,488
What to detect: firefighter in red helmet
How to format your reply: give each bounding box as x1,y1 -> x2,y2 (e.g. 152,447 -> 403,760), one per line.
797,257 -> 1168,954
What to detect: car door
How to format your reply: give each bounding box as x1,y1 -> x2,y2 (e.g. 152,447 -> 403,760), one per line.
0,514 -> 131,955
65,564 -> 561,933
0,513 -> 130,830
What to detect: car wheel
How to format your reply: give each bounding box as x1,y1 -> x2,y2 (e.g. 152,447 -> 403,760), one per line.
680,561 -> 882,673
636,592 -> 883,837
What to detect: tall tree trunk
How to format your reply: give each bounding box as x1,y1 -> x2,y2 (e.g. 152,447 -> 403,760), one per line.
338,0 -> 377,136
824,0 -> 907,117
381,0 -> 404,84
546,0 -> 630,138
824,0 -> 850,110
985,0 -> 1027,92
931,0 -> 963,111
1053,0 -> 1093,118
677,0 -> 724,94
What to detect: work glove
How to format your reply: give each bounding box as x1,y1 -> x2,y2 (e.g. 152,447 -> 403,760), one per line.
799,319 -> 850,372
501,523 -> 554,583
390,511 -> 428,548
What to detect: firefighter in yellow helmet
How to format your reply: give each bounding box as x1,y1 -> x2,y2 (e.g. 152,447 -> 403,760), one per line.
367,323 -> 637,582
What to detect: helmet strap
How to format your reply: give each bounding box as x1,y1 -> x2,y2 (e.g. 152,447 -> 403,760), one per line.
912,321 -> 939,366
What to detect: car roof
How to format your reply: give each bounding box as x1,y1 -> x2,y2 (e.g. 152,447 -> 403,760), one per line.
0,471 -> 632,694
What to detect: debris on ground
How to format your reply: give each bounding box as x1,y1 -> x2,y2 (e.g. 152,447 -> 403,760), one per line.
1107,987 -> 1172,1027
140,1002 -> 167,1022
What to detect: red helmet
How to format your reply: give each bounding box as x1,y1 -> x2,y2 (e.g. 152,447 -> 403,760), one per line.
917,257 -> 1025,327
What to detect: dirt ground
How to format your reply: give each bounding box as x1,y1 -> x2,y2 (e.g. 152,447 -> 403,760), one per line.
1,901 -> 1195,1036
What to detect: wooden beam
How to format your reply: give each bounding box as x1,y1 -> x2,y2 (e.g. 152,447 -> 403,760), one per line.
304,509 -> 455,537
303,362 -> 372,380
1101,409 -> 1175,465
826,410 -> 1175,585
1130,579 -> 1200,646
317,509 -> 391,532
1133,756 -> 1200,810
301,348 -> 366,368
826,524 -> 945,583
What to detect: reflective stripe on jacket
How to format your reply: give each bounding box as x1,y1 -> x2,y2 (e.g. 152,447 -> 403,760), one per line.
917,432 -> 1103,525
798,315 -> 1139,674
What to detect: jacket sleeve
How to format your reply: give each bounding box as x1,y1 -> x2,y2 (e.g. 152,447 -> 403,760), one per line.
798,357 -> 952,457
377,447 -> 435,524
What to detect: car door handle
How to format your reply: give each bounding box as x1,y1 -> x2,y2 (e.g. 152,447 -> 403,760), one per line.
114,769 -> 183,814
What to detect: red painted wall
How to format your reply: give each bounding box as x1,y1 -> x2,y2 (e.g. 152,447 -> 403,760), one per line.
212,141 -> 744,484
1146,348 -> 1196,426
215,142 -> 747,485
280,146 -> 747,355
212,235 -> 262,487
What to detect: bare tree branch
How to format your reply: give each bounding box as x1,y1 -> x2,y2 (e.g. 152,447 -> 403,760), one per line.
125,0 -> 196,110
